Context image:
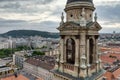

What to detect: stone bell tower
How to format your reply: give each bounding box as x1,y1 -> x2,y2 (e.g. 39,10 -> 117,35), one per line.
52,0 -> 103,80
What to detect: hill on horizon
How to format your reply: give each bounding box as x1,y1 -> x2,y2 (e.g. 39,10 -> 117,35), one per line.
0,30 -> 59,38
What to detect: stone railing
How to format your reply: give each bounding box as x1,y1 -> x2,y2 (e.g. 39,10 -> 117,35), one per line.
90,64 -> 96,70
64,63 -> 74,71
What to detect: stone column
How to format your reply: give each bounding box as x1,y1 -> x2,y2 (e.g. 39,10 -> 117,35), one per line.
95,38 -> 99,72
79,34 -> 87,78
86,38 -> 91,76
93,36 -> 96,64
98,53 -> 102,70
74,37 -> 79,77
64,39 -> 67,63
60,38 -> 64,63
75,38 -> 79,66
59,37 -> 64,72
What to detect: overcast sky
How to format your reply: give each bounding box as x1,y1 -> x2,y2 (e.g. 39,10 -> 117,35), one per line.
0,0 -> 120,33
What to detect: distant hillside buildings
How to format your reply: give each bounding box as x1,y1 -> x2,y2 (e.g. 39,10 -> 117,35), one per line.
0,36 -> 59,50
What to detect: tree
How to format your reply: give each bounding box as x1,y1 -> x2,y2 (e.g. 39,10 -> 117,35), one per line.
32,51 -> 45,56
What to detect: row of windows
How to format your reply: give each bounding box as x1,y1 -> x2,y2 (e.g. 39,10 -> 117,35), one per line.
69,14 -> 92,18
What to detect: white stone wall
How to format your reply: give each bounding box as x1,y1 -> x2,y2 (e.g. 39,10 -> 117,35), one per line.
23,62 -> 53,80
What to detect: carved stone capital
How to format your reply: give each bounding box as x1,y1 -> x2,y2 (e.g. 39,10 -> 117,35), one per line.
75,35 -> 80,39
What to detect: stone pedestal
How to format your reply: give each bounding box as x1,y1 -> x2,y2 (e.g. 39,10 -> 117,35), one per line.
80,69 -> 87,78
96,61 -> 99,72
74,66 -> 79,77
60,63 -> 64,73
87,64 -> 91,77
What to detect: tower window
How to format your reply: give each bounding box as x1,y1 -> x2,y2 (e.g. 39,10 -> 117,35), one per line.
70,14 -> 73,17
89,38 -> 94,64
80,14 -> 82,17
66,38 -> 75,64
90,14 -> 92,17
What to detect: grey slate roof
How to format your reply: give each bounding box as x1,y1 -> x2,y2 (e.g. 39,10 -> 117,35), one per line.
67,0 -> 93,4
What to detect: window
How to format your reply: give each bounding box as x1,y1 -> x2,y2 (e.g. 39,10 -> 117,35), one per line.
89,39 -> 94,64
90,14 -> 92,17
66,38 -> 75,64
70,14 -> 73,17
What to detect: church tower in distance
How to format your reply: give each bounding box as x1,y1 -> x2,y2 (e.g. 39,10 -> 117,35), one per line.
52,0 -> 104,80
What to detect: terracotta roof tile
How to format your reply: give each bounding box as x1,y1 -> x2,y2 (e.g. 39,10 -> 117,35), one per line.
103,72 -> 113,80
113,68 -> 120,78
1,74 -> 29,80
25,56 -> 55,70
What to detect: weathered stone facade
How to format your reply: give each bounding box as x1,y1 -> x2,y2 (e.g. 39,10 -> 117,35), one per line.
52,0 -> 103,80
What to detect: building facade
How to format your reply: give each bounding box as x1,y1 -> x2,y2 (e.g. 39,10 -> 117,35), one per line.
52,0 -> 103,80
23,56 -> 55,80
0,60 -> 14,78
13,51 -> 30,68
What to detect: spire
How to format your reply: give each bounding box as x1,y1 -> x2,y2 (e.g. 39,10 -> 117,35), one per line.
80,8 -> 86,27
60,12 -> 64,25
94,12 -> 97,22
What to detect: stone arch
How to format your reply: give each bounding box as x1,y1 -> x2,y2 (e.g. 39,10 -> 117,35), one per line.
89,38 -> 94,64
66,38 -> 75,64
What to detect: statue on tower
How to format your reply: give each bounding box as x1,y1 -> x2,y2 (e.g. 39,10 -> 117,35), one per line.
80,8 -> 87,27
60,12 -> 64,25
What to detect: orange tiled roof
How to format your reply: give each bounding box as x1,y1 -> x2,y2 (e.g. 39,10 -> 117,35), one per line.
103,72 -> 113,80
101,56 -> 116,64
113,68 -> 120,78
25,56 -> 55,70
111,48 -> 120,52
1,74 -> 29,80
100,47 -> 120,53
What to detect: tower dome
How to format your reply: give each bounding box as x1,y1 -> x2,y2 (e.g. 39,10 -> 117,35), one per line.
67,0 -> 93,4
65,0 -> 94,23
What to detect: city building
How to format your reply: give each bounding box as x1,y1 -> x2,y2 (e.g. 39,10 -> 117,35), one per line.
97,45 -> 120,80
0,42 -> 9,49
13,51 -> 32,68
0,59 -> 14,78
52,0 -> 103,80
23,56 -> 55,80
45,46 -> 59,56
0,37 -> 16,49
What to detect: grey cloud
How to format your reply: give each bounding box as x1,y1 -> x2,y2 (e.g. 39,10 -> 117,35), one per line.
0,0 -> 55,14
0,18 -> 59,33
0,2 -> 21,9
39,21 -> 58,27
0,18 -> 27,23
0,18 -> 28,28
0,0 -> 120,33
0,0 -> 33,2
100,27 -> 120,33
35,0 -> 55,5
96,2 -> 120,23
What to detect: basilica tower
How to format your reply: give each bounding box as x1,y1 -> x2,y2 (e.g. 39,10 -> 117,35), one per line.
52,0 -> 103,80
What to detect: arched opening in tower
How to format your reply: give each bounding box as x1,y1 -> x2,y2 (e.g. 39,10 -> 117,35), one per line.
66,38 -> 75,64
89,38 -> 94,64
